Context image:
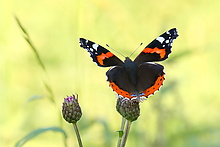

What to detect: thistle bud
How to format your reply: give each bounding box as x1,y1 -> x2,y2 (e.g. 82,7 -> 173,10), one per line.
116,97 -> 140,122
62,94 -> 82,124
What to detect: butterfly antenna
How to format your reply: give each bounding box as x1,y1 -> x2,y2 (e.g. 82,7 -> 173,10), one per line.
106,44 -> 126,58
129,42 -> 143,58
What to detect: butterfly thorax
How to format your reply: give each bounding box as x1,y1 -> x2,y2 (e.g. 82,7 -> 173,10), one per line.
123,57 -> 138,87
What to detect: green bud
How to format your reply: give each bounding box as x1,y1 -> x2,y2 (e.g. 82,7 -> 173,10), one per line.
116,97 -> 140,122
62,94 -> 82,124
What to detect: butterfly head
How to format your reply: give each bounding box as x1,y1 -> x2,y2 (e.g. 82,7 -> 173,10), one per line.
124,57 -> 136,69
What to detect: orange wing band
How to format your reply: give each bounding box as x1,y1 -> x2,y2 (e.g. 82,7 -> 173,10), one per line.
142,75 -> 165,97
108,75 -> 165,99
109,82 -> 134,99
143,47 -> 166,59
96,52 -> 114,65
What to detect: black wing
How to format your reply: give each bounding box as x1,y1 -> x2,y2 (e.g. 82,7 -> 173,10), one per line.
134,28 -> 178,65
79,38 -> 123,67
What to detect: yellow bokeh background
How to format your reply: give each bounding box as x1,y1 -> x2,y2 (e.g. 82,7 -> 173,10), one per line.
1,0 -> 220,146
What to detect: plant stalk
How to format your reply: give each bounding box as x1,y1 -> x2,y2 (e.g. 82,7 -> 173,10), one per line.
72,123 -> 83,147
120,120 -> 132,147
117,117 -> 126,147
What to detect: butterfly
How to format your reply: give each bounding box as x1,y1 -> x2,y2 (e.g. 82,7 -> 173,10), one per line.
79,28 -> 178,101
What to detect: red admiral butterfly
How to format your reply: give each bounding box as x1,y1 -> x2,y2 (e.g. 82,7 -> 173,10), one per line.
79,28 -> 178,101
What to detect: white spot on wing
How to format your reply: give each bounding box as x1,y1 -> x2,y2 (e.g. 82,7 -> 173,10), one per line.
89,48 -> 94,52
92,43 -> 99,50
156,37 -> 165,43
166,31 -> 171,35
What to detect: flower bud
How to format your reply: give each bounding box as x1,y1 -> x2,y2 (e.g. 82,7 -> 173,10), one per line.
62,94 -> 82,123
116,96 -> 140,122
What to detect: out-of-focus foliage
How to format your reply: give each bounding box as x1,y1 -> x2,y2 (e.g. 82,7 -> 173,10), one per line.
1,0 -> 220,146
15,127 -> 67,147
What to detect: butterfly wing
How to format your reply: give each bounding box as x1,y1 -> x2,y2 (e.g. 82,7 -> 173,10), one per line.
136,62 -> 165,98
106,66 -> 137,99
79,38 -> 123,67
134,28 -> 178,65
106,62 -> 165,99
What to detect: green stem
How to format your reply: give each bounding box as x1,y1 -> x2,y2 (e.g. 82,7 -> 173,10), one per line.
120,120 -> 132,147
72,123 -> 83,147
117,117 -> 126,147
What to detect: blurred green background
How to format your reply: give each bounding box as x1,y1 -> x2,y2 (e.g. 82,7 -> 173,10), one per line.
1,0 -> 220,146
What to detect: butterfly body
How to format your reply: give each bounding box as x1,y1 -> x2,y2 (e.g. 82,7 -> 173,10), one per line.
79,28 -> 178,101
122,57 -> 138,87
